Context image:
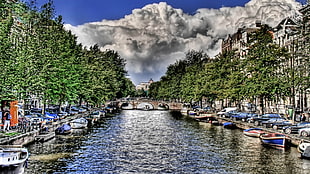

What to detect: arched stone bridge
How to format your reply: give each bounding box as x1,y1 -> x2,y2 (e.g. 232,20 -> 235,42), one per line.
109,99 -> 183,110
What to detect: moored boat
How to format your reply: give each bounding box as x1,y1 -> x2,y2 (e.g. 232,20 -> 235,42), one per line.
188,110 -> 197,116
223,122 -> 237,129
194,112 -> 215,121
55,124 -> 72,135
243,128 -> 265,138
70,117 -> 88,129
194,114 -> 214,122
0,145 -> 29,169
298,141 -> 310,158
260,133 -> 288,148
90,111 -> 101,121
99,110 -> 106,118
210,119 -> 221,126
85,111 -> 101,125
180,108 -> 188,116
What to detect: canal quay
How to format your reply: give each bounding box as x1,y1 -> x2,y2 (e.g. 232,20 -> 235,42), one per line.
2,108 -> 310,173
0,110 -> 98,146
210,115 -> 310,147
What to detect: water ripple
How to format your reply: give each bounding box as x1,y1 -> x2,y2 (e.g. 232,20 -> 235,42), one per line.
25,110 -> 310,174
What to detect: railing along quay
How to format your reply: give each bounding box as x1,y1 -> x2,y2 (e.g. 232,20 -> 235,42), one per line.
0,109 -> 99,145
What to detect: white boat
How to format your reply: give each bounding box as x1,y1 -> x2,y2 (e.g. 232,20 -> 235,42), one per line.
180,108 -> 188,115
90,111 -> 101,121
0,145 -> 29,168
99,110 -> 106,118
70,117 -> 88,129
298,141 -> 310,158
243,128 -> 265,138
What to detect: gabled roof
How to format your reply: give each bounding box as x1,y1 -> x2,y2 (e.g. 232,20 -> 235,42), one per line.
299,4 -> 310,14
275,17 -> 298,31
274,18 -> 298,31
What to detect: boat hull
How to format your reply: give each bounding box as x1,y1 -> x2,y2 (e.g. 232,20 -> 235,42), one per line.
70,122 -> 87,129
55,124 -> 72,135
243,128 -> 264,138
260,133 -> 288,148
70,118 -> 88,129
223,122 -> 237,129
188,111 -> 197,116
0,146 -> 29,171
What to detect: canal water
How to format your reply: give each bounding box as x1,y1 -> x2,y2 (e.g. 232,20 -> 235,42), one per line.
24,110 -> 310,174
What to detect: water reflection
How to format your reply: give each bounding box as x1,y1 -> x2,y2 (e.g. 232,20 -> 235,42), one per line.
24,110 -> 310,174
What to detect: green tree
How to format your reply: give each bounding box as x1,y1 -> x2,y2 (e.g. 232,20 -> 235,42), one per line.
0,0 -> 17,99
0,0 -> 134,108
242,25 -> 290,113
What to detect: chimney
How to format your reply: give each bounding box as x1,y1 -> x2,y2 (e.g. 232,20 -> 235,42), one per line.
255,20 -> 262,27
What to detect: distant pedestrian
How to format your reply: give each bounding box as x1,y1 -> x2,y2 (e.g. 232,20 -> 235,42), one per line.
3,110 -> 11,131
285,114 -> 291,120
0,111 -> 2,125
302,113 -> 306,122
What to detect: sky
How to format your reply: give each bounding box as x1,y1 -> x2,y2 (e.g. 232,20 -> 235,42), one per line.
26,0 -> 307,85
31,0 -> 257,25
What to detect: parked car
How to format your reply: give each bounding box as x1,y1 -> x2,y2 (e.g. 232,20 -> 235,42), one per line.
71,106 -> 86,113
250,113 -> 282,126
231,112 -> 258,122
299,127 -> 310,137
283,122 -> 310,134
41,115 -> 54,124
224,110 -> 239,118
247,114 -> 260,123
45,108 -> 65,119
64,107 -> 78,115
30,108 -> 42,114
56,111 -> 68,119
261,118 -> 287,128
67,110 -> 79,115
80,105 -> 92,111
217,107 -> 238,118
271,120 -> 293,130
45,112 -> 60,121
24,113 -> 44,125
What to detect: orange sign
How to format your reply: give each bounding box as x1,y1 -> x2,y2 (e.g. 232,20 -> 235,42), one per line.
10,100 -> 18,127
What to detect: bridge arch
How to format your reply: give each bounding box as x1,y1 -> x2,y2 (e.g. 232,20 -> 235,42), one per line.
113,99 -> 183,110
158,103 -> 169,110
120,102 -> 134,110
136,102 -> 154,110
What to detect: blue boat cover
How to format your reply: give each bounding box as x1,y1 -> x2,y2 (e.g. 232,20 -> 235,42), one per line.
56,124 -> 71,134
244,128 -> 263,131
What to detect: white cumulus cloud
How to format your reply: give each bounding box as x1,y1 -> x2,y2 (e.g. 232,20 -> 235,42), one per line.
64,0 -> 302,84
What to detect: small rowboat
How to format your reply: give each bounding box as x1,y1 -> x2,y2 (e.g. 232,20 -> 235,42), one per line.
194,113 -> 215,122
260,133 -> 288,148
70,117 -> 88,129
55,124 -> 72,135
243,128 -> 265,138
223,122 -> 237,129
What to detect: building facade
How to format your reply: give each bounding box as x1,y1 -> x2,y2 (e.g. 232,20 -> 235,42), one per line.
221,4 -> 310,114
136,79 -> 154,91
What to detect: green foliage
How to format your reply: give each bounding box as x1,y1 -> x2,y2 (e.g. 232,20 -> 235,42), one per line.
242,25 -> 291,102
0,0 -> 133,106
150,25 -> 293,109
